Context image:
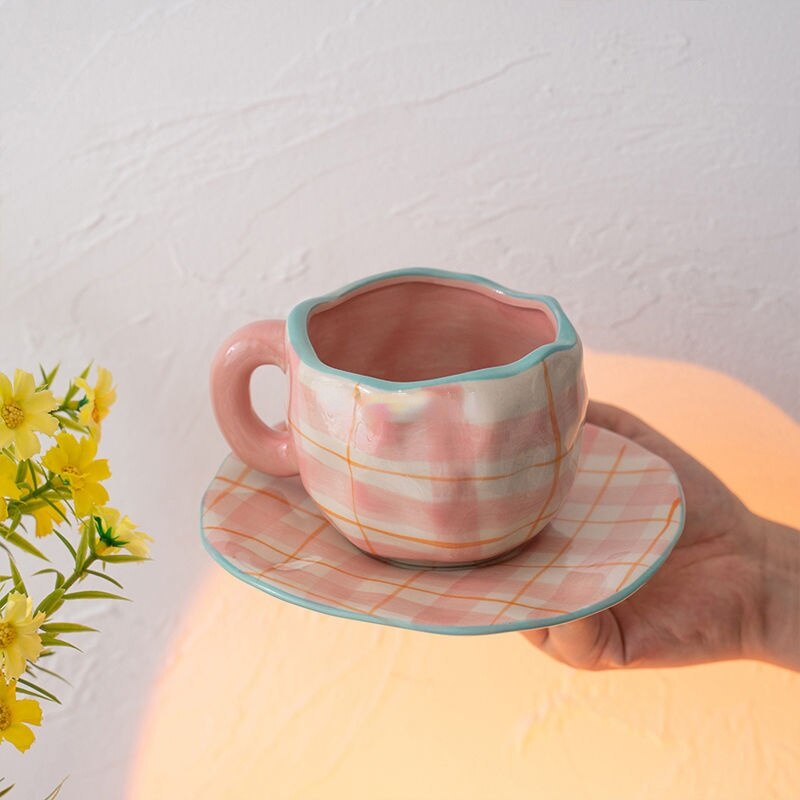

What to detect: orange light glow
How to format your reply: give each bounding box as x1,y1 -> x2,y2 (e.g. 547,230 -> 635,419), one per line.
129,351 -> 800,799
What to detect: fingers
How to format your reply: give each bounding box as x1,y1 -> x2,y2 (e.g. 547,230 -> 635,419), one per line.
522,628 -> 548,648
522,613 -> 626,670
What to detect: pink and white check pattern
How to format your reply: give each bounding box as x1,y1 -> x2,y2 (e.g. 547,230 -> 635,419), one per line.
285,345 -> 587,565
202,424 -> 684,633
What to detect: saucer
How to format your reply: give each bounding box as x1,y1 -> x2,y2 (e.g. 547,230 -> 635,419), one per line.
201,423 -> 685,635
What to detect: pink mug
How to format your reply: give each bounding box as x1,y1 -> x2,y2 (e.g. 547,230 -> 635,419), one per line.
210,268 -> 587,566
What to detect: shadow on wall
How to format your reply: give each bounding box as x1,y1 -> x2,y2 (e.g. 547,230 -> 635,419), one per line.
128,350 -> 800,800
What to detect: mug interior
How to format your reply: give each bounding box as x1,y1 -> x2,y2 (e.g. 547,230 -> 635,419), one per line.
306,276 -> 557,382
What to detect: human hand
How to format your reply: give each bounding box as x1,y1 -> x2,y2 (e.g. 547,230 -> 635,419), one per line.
523,401 -> 800,671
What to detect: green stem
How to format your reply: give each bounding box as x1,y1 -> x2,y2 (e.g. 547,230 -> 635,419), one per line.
58,553 -> 97,595
18,479 -> 57,503
19,495 -> 70,513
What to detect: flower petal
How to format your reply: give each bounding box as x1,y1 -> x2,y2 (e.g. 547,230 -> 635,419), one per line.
2,643 -> 26,680
57,432 -> 80,462
17,634 -> 43,662
85,459 -> 111,482
29,411 -> 58,437
0,427 -> 13,450
0,373 -> 12,403
12,370 -> 36,401
2,722 -> 36,752
42,446 -> 67,474
13,697 -> 43,726
24,390 -> 57,415
78,436 -> 98,466
12,427 -> 41,460
0,475 -> 20,499
89,481 -> 110,503
3,593 -> 28,624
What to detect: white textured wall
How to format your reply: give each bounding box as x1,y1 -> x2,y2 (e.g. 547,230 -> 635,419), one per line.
1,1 -> 798,796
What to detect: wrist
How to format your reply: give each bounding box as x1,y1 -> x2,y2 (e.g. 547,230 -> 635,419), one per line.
744,512 -> 800,670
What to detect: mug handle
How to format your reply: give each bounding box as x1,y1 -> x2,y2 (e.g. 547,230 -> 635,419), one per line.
210,320 -> 299,476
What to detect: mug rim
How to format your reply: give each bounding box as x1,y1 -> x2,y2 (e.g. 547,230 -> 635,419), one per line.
287,267 -> 579,391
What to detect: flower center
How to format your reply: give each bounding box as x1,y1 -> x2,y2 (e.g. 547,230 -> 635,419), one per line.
92,406 -> 101,424
0,403 -> 24,430
62,465 -> 80,477
0,702 -> 11,731
0,622 -> 16,648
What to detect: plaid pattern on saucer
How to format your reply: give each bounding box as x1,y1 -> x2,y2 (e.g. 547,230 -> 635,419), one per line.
201,423 -> 684,634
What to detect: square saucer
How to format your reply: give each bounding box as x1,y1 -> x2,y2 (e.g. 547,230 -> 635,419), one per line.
201,424 -> 684,635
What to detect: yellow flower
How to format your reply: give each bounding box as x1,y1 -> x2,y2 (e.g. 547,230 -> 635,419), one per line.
42,433 -> 110,517
75,367 -> 116,438
29,501 -> 66,538
0,370 -> 58,460
0,455 -> 21,523
0,593 -> 45,681
0,678 -> 42,752
93,506 -> 152,559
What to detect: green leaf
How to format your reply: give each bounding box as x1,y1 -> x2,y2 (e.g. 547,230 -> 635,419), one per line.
62,590 -> 129,602
9,558 -> 26,593
15,457 -> 28,483
54,414 -> 88,433
34,568 -> 66,587
0,783 -> 15,798
74,523 -> 90,571
96,553 -> 147,564
28,459 -> 39,490
38,362 -> 60,388
27,661 -> 71,685
1,530 -> 49,560
55,530 -> 77,559
16,677 -> 61,704
44,777 -> 69,800
39,635 -> 82,652
42,495 -> 69,522
63,368 -> 87,403
86,569 -> 124,589
41,622 -> 98,634
37,587 -> 65,615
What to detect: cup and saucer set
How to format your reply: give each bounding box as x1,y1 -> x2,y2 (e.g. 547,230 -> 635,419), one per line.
201,269 -> 684,635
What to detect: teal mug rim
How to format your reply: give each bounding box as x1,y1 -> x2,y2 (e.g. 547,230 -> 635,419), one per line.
287,267 -> 579,391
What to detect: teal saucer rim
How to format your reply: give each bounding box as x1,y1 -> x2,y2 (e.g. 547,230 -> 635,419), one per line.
199,445 -> 686,636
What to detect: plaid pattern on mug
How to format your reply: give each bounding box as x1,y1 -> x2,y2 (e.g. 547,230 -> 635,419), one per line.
285,345 -> 588,564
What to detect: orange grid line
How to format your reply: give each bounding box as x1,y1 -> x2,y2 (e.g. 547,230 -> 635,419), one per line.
217,472 -> 561,550
313,500 -> 560,550
613,496 -> 682,592
208,524 -> 569,615
287,416 -> 577,483
489,442 -> 627,625
367,569 -> 426,614
346,384 -> 375,554
204,463 -> 251,514
215,475 -> 327,521
486,362 -> 562,623
283,519 -> 330,562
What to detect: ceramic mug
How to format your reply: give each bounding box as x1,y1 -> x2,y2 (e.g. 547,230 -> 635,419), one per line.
210,268 -> 587,566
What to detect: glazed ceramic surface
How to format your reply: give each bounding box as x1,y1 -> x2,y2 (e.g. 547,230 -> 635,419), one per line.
201,424 -> 685,635
211,269 -> 588,565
